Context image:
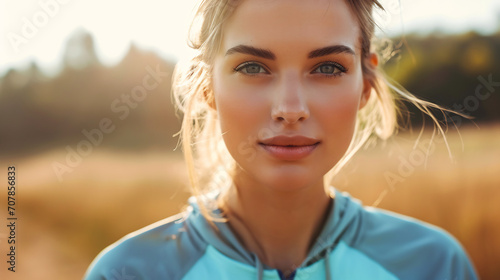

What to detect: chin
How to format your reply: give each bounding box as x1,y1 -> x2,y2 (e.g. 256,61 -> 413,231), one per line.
258,167 -> 323,193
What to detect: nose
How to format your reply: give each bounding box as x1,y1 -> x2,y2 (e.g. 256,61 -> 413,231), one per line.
271,73 -> 310,124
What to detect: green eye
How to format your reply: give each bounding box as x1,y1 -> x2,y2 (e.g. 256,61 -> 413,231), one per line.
312,62 -> 346,76
318,65 -> 336,74
234,62 -> 269,74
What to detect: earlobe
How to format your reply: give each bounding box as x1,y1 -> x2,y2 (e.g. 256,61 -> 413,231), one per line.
205,77 -> 217,110
203,87 -> 217,110
359,83 -> 371,109
370,52 -> 379,68
209,99 -> 217,110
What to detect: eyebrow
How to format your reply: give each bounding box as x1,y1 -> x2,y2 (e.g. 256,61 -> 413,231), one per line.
225,44 -> 356,60
308,45 -> 355,58
225,45 -> 276,60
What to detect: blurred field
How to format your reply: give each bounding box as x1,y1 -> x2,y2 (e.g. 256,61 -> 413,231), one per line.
0,124 -> 499,280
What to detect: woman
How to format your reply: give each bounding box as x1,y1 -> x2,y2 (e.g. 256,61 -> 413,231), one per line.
84,0 -> 477,279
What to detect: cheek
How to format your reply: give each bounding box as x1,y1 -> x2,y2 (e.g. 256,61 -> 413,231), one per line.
212,71 -> 269,150
313,73 -> 362,114
312,76 -> 363,144
320,96 -> 359,135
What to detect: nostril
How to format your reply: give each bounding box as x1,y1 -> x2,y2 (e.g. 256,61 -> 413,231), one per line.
272,105 -> 310,124
274,113 -> 309,124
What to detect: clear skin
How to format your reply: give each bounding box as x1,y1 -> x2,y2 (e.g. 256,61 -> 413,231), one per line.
210,0 -> 376,276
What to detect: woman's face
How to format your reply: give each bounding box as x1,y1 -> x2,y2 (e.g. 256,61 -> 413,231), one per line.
212,0 -> 371,191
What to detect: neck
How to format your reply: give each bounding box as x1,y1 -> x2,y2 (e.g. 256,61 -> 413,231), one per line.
218,174 -> 333,275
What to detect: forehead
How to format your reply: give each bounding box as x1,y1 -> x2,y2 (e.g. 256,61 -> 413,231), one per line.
221,0 -> 360,55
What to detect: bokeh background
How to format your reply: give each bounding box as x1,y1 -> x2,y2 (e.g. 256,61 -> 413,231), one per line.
0,0 -> 499,279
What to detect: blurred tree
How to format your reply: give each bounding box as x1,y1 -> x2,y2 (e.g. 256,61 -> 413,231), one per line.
62,29 -> 100,70
0,30 -> 179,157
383,31 -> 500,127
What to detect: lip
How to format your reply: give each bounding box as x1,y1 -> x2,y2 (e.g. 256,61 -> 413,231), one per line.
259,135 -> 320,146
258,135 -> 320,161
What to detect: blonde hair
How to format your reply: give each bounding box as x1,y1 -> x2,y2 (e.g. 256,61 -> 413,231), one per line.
172,0 -> 458,221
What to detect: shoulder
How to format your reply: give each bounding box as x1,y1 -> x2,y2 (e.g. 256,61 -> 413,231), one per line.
353,206 -> 477,280
83,211 -> 208,280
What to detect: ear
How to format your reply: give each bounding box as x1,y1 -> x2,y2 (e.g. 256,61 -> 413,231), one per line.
204,89 -> 217,110
359,52 -> 378,109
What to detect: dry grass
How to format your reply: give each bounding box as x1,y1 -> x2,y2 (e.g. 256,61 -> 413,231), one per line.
333,124 -> 500,279
0,125 -> 498,280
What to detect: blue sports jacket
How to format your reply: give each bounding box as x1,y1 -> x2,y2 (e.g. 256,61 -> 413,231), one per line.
84,189 -> 478,279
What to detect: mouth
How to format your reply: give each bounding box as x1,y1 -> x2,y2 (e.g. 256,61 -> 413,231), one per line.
258,135 -> 320,161
258,135 -> 320,146
258,143 -> 320,149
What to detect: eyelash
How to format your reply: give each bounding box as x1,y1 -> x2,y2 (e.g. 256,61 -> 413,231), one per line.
233,62 -> 269,75
233,61 -> 348,77
311,61 -> 348,77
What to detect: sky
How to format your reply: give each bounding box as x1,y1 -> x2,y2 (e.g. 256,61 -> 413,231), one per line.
1,0 -> 499,76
